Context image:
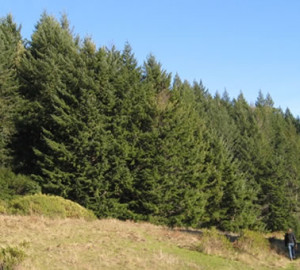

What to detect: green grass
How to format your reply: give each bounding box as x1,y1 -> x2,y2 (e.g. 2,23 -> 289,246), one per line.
0,215 -> 297,270
0,244 -> 26,270
7,194 -> 96,220
0,194 -> 298,269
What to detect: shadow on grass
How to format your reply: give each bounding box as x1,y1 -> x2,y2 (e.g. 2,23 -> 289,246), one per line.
268,237 -> 300,261
268,237 -> 286,256
178,228 -> 296,261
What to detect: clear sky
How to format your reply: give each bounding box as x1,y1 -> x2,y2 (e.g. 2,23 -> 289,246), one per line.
2,0 -> 300,117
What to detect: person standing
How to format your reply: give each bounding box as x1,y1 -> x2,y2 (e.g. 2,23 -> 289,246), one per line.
285,228 -> 297,260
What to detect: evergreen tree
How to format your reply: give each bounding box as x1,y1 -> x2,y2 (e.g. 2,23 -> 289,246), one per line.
231,93 -> 260,185
15,13 -> 82,189
0,14 -> 23,166
202,131 -> 260,231
207,91 -> 238,149
63,38 -> 113,213
151,72 -> 208,227
7,11 -> 300,232
255,97 -> 299,230
98,43 -> 143,218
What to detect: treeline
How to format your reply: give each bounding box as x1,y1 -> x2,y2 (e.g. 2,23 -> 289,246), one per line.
1,13 -> 300,232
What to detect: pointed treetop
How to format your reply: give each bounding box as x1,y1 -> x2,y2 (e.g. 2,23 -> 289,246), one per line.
122,42 -> 137,67
0,14 -> 22,39
143,54 -> 171,91
265,93 -> 274,107
60,13 -> 70,30
82,37 -> 96,55
222,90 -> 231,103
236,92 -> 247,103
172,73 -> 182,89
255,90 -> 274,107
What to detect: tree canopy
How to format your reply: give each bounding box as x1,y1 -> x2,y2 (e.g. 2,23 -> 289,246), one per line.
1,13 -> 300,232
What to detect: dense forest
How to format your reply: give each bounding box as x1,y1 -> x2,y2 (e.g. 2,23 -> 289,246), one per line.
1,13 -> 300,233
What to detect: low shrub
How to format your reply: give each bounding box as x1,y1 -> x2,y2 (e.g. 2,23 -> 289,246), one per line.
0,167 -> 41,201
0,245 -> 26,270
234,229 -> 270,256
8,194 -> 96,220
0,200 -> 7,214
196,227 -> 234,256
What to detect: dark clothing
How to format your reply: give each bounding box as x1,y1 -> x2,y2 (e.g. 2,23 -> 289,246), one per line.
285,232 -> 297,246
285,232 -> 297,260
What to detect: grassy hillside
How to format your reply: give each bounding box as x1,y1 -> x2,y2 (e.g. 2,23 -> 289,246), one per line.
0,215 -> 299,270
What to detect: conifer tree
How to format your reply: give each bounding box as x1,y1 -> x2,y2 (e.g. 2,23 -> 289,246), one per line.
0,15 -> 23,166
203,132 -> 260,231
15,13 -> 83,190
116,55 -> 172,221
149,71 -> 209,227
97,44 -> 142,218
231,93 -> 260,185
60,38 -> 113,213
206,91 -> 238,149
255,96 -> 299,230
8,11 -> 300,232
15,15 -> 120,217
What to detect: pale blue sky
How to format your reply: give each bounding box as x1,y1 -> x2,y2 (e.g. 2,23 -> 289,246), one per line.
2,0 -> 300,117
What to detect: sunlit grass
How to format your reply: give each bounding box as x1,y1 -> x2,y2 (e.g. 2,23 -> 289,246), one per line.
0,215 -> 299,269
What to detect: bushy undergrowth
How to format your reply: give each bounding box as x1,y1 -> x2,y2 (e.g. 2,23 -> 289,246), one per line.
196,227 -> 234,256
0,200 -> 7,214
0,245 -> 26,270
234,229 -> 270,256
194,226 -> 285,268
8,194 -> 96,220
0,167 -> 41,201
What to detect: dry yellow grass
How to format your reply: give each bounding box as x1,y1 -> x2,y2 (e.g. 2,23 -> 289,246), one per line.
0,215 -> 200,270
0,215 -> 298,270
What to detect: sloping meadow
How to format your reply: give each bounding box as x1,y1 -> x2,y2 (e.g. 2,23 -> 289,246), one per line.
0,213 -> 298,269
